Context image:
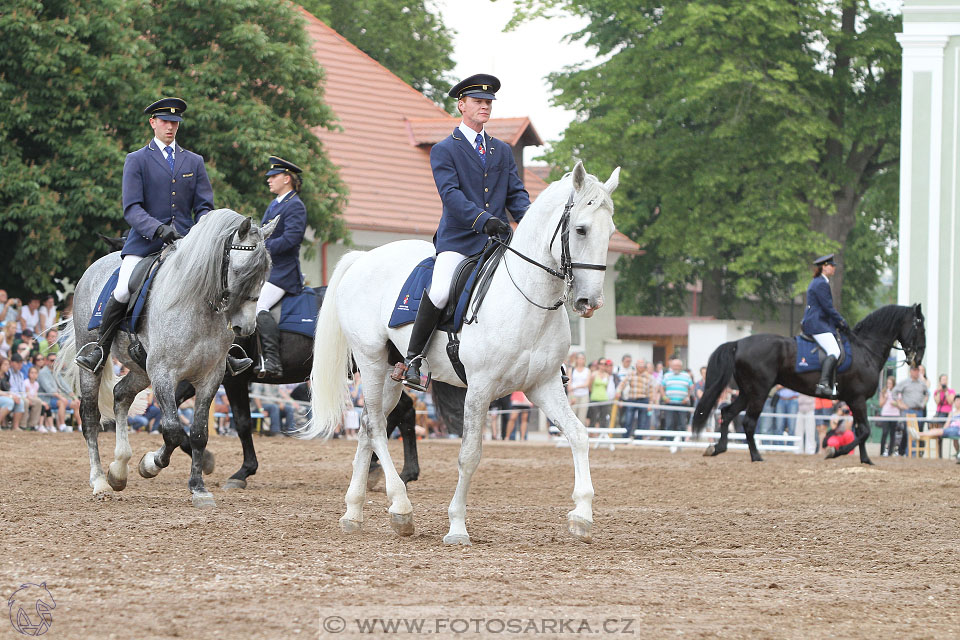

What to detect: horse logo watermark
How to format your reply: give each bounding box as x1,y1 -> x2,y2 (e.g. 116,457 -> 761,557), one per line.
7,583 -> 55,636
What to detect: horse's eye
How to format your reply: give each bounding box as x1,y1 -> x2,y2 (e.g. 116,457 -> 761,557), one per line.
575,226 -> 586,236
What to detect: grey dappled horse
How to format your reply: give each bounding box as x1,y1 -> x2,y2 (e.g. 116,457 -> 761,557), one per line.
59,209 -> 276,507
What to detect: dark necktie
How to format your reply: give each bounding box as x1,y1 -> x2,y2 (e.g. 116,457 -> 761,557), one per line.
475,133 -> 486,167
164,146 -> 174,172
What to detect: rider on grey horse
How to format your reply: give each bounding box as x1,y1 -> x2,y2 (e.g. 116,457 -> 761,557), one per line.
76,97 -> 251,375
391,74 -> 531,391
254,156 -> 307,378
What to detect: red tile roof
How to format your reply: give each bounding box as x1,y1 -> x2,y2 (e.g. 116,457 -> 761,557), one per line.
300,9 -> 639,255
616,316 -> 714,338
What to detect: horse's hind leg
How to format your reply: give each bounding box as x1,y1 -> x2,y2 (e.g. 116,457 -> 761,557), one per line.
79,371 -> 111,497
741,408 -> 765,462
705,395 -> 747,457
106,369 -> 149,491
392,391 -> 420,484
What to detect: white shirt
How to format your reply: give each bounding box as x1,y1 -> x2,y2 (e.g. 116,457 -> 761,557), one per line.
458,122 -> 486,150
153,137 -> 176,160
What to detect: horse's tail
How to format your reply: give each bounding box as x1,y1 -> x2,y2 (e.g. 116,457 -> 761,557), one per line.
298,251 -> 365,440
691,341 -> 738,437
55,319 -> 119,421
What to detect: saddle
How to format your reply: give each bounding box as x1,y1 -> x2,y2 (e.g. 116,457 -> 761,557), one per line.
88,252 -> 165,333
388,241 -> 506,384
795,330 -> 852,375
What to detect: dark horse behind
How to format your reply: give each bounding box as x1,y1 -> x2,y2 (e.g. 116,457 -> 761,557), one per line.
692,304 -> 925,465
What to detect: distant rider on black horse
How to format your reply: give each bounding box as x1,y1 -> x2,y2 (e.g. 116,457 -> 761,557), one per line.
254,156 -> 306,378
801,253 -> 849,397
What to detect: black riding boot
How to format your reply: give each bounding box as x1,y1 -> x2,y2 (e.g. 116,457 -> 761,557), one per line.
76,295 -> 126,374
815,355 -> 838,397
226,352 -> 252,376
392,295 -> 442,392
256,310 -> 282,378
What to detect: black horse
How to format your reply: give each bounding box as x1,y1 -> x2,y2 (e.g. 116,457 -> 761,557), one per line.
692,304 -> 925,465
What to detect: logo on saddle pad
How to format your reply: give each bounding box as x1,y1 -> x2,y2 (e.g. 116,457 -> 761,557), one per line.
8,582 -> 56,636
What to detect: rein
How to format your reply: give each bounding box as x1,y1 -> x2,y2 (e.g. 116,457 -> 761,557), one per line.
212,228 -> 260,313
494,191 -> 607,310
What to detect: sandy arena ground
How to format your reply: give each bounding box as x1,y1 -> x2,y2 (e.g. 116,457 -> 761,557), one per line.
2,430 -> 960,639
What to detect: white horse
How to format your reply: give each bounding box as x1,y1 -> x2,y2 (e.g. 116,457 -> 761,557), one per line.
301,161 -> 621,544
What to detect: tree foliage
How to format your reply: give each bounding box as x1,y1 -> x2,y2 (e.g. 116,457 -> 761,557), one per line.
0,0 -> 345,297
299,0 -> 458,110
513,0 -> 901,320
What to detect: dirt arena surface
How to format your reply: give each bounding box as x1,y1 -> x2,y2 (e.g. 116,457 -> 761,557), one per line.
2,430 -> 960,639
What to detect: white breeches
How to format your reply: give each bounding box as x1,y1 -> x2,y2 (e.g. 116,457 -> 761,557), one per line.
813,332 -> 841,358
112,255 -> 145,303
427,251 -> 467,308
256,281 -> 286,313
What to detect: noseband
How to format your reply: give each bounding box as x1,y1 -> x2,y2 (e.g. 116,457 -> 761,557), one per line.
211,228 -> 260,313
496,191 -> 607,310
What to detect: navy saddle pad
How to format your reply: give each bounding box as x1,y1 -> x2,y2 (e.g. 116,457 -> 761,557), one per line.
795,334 -> 853,374
277,287 -> 324,337
388,253 -> 487,333
88,262 -> 160,333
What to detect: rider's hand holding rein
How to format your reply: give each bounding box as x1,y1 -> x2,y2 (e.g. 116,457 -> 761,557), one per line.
483,217 -> 510,237
155,224 -> 182,245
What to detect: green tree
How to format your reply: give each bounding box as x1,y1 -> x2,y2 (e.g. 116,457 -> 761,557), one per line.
512,0 -> 901,320
300,0 -> 457,110
0,0 -> 345,297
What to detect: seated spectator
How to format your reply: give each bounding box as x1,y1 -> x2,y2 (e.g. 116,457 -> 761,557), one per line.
19,295 -> 41,334
909,395 -> 960,442
23,365 -> 47,431
0,357 -> 23,429
213,386 -> 232,434
0,322 -> 15,359
252,382 -> 296,436
38,328 -> 60,356
822,402 -> 855,454
13,331 -> 38,364
178,397 -> 195,434
37,352 -> 78,432
0,290 -> 21,327
6,354 -> 28,430
38,295 -> 58,333
60,293 -> 74,321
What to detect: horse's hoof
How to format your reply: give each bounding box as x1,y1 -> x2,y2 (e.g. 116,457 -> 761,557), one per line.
91,477 -> 113,498
390,512 -> 415,537
339,517 -> 363,534
443,533 -> 471,546
567,514 -> 593,543
366,466 -> 384,492
862,459 -> 875,466
106,462 -> 127,491
222,478 -> 247,490
824,446 -> 836,459
703,444 -> 715,456
138,453 -> 160,479
750,455 -> 764,463
191,492 -> 217,509
202,449 -> 215,475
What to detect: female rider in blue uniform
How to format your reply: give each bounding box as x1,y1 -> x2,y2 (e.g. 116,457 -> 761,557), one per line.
255,156 -> 306,377
800,253 -> 849,396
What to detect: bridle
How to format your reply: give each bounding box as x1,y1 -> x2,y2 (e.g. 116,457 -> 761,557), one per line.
495,191 -> 607,310
211,228 -> 260,313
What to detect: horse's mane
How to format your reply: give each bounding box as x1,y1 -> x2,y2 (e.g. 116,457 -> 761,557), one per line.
151,209 -> 270,314
852,304 -> 911,337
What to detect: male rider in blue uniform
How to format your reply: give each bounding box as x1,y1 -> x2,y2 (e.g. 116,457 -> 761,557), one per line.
391,74 -> 531,391
77,97 -> 250,375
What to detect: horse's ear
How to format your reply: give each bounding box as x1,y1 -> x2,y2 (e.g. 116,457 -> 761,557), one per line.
604,166 -> 621,194
572,161 -> 586,192
238,217 -> 252,239
261,216 -> 280,239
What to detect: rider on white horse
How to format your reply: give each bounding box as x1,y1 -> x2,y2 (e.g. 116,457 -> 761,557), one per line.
255,156 -> 307,377
801,253 -> 849,396
391,74 -> 531,391
76,97 -> 250,375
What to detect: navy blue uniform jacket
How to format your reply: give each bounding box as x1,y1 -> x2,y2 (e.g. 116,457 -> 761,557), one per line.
430,128 -> 531,255
121,140 -> 214,256
262,191 -> 306,294
801,276 -> 846,335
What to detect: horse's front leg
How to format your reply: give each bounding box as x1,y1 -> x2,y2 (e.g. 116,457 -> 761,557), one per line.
527,382 -> 594,543
78,370 -> 110,497
137,378 -> 185,484
828,401 -> 873,464
442,395 -> 489,546
741,409 -> 765,462
223,379 -> 257,490
106,370 -> 149,491
186,377 -> 219,508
